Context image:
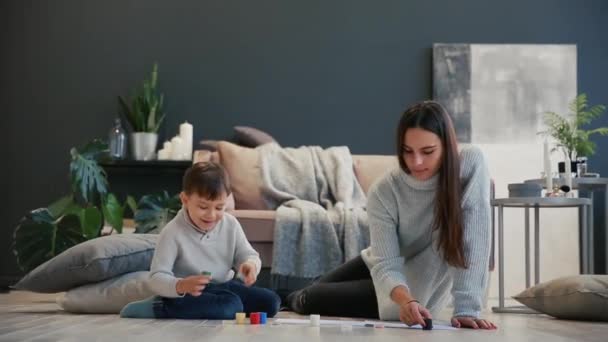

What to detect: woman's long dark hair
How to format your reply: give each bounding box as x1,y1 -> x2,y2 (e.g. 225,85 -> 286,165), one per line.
396,101 -> 466,268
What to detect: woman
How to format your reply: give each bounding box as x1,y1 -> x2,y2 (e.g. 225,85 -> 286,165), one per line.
287,101 -> 496,329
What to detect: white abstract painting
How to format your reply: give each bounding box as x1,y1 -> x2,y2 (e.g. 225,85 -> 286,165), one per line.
434,44 -> 581,300
433,44 -> 577,143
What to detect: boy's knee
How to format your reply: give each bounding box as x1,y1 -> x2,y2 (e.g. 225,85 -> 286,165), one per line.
260,289 -> 281,317
221,294 -> 244,319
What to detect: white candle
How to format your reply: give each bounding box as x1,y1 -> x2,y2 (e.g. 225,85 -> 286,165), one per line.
179,121 -> 193,160
163,141 -> 172,155
564,156 -> 572,191
170,136 -> 184,160
543,140 -> 553,195
157,148 -> 170,160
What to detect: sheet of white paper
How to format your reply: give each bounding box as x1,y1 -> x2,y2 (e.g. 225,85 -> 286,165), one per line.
363,320 -> 457,330
274,318 -> 457,330
274,318 -> 366,326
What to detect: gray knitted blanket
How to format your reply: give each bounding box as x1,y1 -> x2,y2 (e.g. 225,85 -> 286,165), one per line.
257,143 -> 369,278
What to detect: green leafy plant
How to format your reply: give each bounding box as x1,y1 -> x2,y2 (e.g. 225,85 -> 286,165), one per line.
539,93 -> 608,160
118,63 -> 166,133
134,191 -> 181,234
12,140 -> 137,272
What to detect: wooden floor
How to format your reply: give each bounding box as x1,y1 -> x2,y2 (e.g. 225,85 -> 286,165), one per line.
1,291 -> 607,341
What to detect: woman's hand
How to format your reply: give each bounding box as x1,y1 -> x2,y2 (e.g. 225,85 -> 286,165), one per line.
399,300 -> 432,327
176,275 -> 212,296
451,316 -> 497,329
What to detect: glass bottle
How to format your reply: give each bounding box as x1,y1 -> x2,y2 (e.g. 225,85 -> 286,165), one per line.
576,157 -> 588,177
108,118 -> 127,159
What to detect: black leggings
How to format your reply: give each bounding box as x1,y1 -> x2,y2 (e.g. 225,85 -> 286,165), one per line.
290,255 -> 379,318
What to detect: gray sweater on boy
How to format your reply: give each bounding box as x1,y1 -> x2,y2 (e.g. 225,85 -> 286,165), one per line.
149,209 -> 262,298
361,146 -> 491,320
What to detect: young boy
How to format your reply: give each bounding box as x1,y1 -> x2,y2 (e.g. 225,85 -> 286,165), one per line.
121,162 -> 281,319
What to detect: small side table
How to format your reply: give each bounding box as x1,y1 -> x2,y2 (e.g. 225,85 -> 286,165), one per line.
491,197 -> 592,314
525,177 -> 608,274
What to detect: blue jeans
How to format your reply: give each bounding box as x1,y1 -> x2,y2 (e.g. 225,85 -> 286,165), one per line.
153,279 -> 281,319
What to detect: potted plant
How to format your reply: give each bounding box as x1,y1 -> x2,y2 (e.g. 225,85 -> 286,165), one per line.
539,93 -> 608,173
118,63 -> 166,161
12,140 -> 137,272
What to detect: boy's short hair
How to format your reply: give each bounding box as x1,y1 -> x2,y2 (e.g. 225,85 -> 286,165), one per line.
182,162 -> 231,199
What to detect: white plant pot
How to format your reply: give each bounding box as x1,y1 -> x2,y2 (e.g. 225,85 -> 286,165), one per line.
130,132 -> 158,161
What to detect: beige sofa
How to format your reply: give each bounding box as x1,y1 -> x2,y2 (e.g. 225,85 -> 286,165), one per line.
193,141 -> 399,268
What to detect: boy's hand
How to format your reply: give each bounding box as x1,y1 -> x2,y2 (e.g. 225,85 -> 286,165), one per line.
238,262 -> 257,286
176,275 -> 212,296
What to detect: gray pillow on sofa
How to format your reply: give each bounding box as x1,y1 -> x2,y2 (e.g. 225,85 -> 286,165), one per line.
513,275 -> 608,321
14,234 -> 157,293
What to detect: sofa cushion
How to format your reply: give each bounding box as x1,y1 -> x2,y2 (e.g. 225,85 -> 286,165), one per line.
231,210 -> 276,268
217,141 -> 268,210
352,155 -> 399,194
232,210 -> 276,242
198,139 -> 220,151
14,234 -> 157,293
56,271 -> 155,314
193,150 -> 221,164
234,126 -> 277,147
513,275 -> 608,321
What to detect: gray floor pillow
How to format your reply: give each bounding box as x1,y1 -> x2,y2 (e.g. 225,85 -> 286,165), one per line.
14,234 -> 157,293
513,275 -> 608,321
56,271 -> 155,314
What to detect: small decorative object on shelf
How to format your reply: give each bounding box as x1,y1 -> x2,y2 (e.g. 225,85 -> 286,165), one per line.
180,121 -> 193,160
576,157 -> 588,177
544,184 -> 573,198
564,156 -> 572,189
108,118 -> 127,160
560,185 -> 572,197
169,135 -> 184,160
543,139 -> 553,192
158,121 -> 194,161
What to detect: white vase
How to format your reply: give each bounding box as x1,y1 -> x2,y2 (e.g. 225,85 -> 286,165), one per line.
130,132 -> 158,161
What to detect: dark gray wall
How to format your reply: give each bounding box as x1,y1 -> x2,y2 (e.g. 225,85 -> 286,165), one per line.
3,0 -> 608,281
1,0 -> 9,286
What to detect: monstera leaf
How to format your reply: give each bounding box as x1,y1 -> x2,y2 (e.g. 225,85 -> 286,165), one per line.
12,139 -> 136,272
47,195 -> 80,217
69,139 -> 109,204
13,208 -> 87,272
101,193 -> 137,234
134,191 -> 181,234
102,193 -> 124,234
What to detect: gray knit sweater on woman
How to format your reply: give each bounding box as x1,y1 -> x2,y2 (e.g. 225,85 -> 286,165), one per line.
361,146 -> 491,320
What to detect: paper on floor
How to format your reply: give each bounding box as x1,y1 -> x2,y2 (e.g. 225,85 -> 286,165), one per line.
273,318 -> 457,330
